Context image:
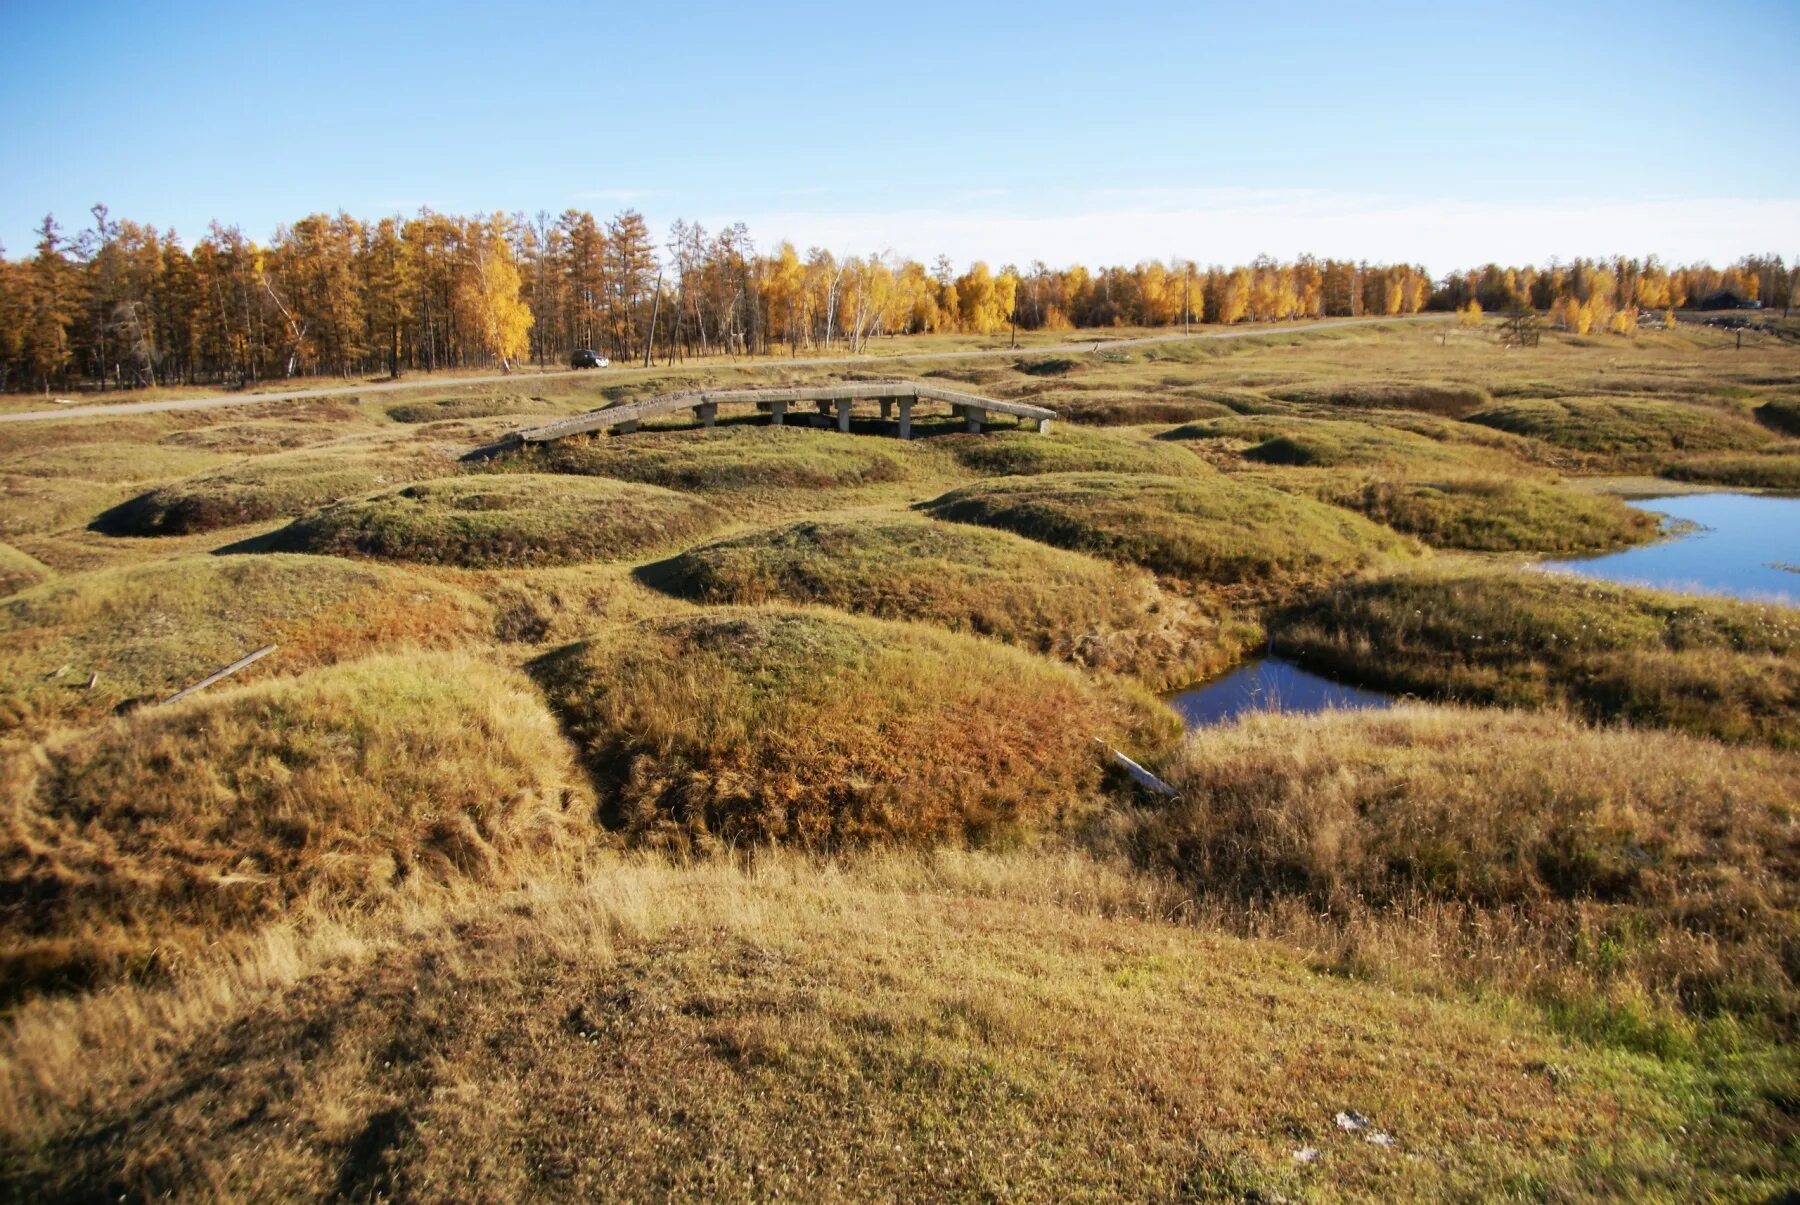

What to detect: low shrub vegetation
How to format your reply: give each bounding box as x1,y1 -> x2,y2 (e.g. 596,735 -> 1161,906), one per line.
384,394 -> 559,424
0,652 -> 593,1002
1274,567 -> 1800,745
533,609 -> 1178,850
266,474 -> 723,569
639,516 -> 1260,688
1753,397 -> 1800,436
0,554 -> 491,734
921,471 -> 1415,589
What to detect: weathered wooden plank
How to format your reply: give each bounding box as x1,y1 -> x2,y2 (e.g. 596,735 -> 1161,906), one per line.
160,644 -> 278,707
516,380 -> 1056,443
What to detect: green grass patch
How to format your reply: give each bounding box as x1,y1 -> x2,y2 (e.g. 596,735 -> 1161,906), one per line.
0,554 -> 491,735
920,471 -> 1415,589
266,474 -> 723,569
159,420 -> 348,453
1274,568 -> 1800,746
639,515 -> 1260,689
384,394 -> 561,424
1269,380 -> 1493,417
1466,398 -> 1771,462
488,427 -> 918,500
533,609 -> 1178,850
0,475 -> 135,538
0,442 -> 231,483
0,543 -> 50,598
1161,414 -> 1499,471
939,427 -> 1201,476
1309,475 -> 1659,552
1032,391 -> 1239,426
1660,454 -> 1800,491
0,651 -> 593,1003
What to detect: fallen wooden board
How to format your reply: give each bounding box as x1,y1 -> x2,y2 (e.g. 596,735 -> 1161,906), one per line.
160,644 -> 278,707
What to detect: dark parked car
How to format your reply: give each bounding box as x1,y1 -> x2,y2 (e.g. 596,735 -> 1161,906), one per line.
570,348 -> 608,368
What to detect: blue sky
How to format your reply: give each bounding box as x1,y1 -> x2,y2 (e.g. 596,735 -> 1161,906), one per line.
3,0 -> 1796,270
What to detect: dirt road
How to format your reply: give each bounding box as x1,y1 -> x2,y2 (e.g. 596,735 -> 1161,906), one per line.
0,317 -> 1420,426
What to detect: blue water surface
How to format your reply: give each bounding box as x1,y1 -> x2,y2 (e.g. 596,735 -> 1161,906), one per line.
1541,492 -> 1800,604
1164,657 -> 1395,729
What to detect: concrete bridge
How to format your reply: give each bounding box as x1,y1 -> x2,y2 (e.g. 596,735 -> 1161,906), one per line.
516,380 -> 1056,443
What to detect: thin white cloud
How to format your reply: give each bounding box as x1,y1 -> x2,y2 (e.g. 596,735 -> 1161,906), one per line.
703,189 -> 1800,272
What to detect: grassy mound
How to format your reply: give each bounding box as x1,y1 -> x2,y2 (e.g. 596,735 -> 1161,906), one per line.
533,610 -> 1177,849
1161,414 -> 1498,471
385,394 -> 558,424
1270,380 -> 1492,417
1031,391 -> 1238,426
0,442 -> 230,483
93,447 -> 448,536
0,543 -> 50,598
489,427 -> 914,498
1132,706 -> 1800,1038
1465,398 -> 1770,461
639,517 -> 1259,688
920,472 -> 1415,588
1,652 -> 593,1001
0,475 -> 134,538
1311,475 -> 1658,552
267,475 -> 723,569
5,852 -> 1754,1201
0,554 -> 490,734
1274,568 -> 1800,745
1754,397 -> 1800,436
1660,453 -> 1800,491
160,420 -> 345,453
938,427 -> 1200,476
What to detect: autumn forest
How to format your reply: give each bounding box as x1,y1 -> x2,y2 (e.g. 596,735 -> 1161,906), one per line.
0,204 -> 1794,392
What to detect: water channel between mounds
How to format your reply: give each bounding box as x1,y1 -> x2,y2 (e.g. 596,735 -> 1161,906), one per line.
1163,491 -> 1800,731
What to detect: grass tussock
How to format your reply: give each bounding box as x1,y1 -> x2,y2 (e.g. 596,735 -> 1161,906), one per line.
1162,413 -> 1505,473
159,420 -> 353,453
92,445 -> 451,536
0,652 -> 594,1002
1269,379 -> 1492,417
1027,390 -> 1238,426
1,849 -> 1745,1201
267,474 -> 723,569
533,609 -> 1178,850
1754,397 -> 1800,436
0,554 -> 491,734
1466,397 -> 1771,464
638,516 -> 1260,688
0,442 -> 230,484
384,394 -> 560,424
1308,474 -> 1659,552
938,427 -> 1201,476
1660,453 -> 1800,491
0,544 -> 49,598
1125,706 -> 1800,1040
921,471 -> 1416,590
489,426 -> 916,499
1275,567 -> 1800,745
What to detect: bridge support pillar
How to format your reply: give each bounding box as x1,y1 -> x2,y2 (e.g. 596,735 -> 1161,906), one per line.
836,399 -> 852,433
879,398 -> 893,420
768,400 -> 786,427
965,406 -> 986,434
897,399 -> 913,440
696,402 -> 718,428
1036,417 -> 1052,434
614,419 -> 640,435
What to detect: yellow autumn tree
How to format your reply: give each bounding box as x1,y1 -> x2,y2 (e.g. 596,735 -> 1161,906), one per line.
459,215 -> 532,369
1458,299 -> 1483,326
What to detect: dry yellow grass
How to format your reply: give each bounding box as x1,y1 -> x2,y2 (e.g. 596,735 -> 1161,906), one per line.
1,652 -> 595,1003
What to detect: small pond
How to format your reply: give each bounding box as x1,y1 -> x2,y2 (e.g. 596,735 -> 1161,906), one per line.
1540,492 -> 1800,605
1164,656 -> 1395,729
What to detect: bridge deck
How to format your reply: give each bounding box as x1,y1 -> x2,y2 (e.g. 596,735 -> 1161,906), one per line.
517,380 -> 1054,442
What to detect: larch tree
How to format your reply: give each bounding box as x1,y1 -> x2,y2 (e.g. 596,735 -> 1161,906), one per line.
458,214 -> 532,370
